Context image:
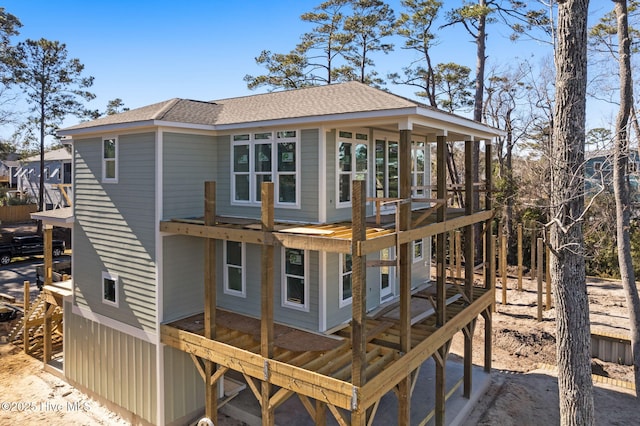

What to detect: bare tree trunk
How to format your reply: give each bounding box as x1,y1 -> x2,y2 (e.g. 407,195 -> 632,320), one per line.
551,1 -> 594,424
613,0 -> 640,395
473,0 -> 487,261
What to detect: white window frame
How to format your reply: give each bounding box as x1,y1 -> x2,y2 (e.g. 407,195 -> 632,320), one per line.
231,131 -> 300,208
102,271 -> 119,307
411,141 -> 428,197
339,253 -> 353,308
413,239 -> 424,263
281,247 -> 309,311
336,130 -> 369,208
223,240 -> 246,297
102,137 -> 118,183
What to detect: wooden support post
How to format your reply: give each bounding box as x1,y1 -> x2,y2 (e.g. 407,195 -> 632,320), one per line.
537,238 -> 543,322
434,343 -> 450,426
464,140 -> 475,302
455,230 -> 462,280
448,230 -> 455,278
484,143 -> 493,295
545,230 -> 551,310
501,234 -> 507,305
23,281 -> 30,354
44,225 -> 53,286
204,182 -> 218,422
530,227 -> 537,280
463,140 -> 475,398
436,135 -> 447,328
261,182 -> 275,425
315,400 -> 327,425
483,307 -> 492,373
351,180 -> 367,389
517,224 -> 523,291
397,129 -> 413,425
463,319 -> 476,398
43,299 -> 51,364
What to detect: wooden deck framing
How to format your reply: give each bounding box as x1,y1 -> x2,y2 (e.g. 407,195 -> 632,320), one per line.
159,138 -> 496,425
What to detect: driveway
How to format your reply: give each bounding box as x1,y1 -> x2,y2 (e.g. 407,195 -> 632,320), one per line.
0,254 -> 71,303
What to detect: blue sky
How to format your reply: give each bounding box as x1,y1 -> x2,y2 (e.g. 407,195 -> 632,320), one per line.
2,1 -> 611,137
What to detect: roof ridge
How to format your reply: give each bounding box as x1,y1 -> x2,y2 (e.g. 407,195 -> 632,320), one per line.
152,98 -> 181,120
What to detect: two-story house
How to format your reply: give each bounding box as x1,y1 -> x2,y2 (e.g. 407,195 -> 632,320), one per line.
55,82 -> 502,425
16,147 -> 73,209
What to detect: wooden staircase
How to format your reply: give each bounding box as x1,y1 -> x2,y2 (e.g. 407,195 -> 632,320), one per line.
8,290 -> 64,358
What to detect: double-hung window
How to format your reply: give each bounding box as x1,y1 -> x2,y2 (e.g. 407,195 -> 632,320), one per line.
282,247 -> 308,311
103,137 -> 118,183
337,131 -> 368,206
339,253 -> 353,307
224,241 -> 245,297
232,131 -> 298,206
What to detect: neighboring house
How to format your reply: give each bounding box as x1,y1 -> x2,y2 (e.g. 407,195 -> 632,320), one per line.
52,82 -> 502,425
16,147 -> 73,209
0,156 -> 19,188
585,149 -> 640,204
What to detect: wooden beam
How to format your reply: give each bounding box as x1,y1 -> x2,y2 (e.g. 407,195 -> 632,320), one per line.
161,325 -> 356,410
359,289 -> 494,408
160,220 -> 269,245
261,182 -> 275,425
44,225 -> 53,286
23,281 -> 29,354
360,210 -> 494,256
397,128 -> 413,426
436,135 -> 447,328
203,181 -> 218,422
352,180 -> 367,388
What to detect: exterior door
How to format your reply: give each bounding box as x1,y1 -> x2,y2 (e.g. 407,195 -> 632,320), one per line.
380,246 -> 395,302
375,139 -> 398,212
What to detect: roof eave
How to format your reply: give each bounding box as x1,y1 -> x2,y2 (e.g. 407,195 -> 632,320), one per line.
57,120 -> 218,138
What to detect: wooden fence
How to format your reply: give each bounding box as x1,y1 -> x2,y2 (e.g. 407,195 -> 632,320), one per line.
0,204 -> 37,224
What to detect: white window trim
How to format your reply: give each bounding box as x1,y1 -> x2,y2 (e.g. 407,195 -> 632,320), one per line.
336,129 -> 369,209
102,271 -> 119,307
230,131 -> 300,209
102,136 -> 118,183
223,241 -> 246,297
339,253 -> 352,308
411,141 -> 428,198
413,239 -> 424,263
281,247 -> 309,311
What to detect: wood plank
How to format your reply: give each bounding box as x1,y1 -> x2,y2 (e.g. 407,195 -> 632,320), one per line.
161,326 -> 356,410
359,289 -> 494,407
160,220 -> 270,245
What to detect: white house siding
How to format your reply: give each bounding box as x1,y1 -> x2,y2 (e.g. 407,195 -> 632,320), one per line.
64,302 -> 157,424
73,133 -> 157,331
162,132 -> 217,220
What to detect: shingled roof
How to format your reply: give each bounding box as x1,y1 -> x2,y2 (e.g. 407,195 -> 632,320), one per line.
60,82 -> 434,133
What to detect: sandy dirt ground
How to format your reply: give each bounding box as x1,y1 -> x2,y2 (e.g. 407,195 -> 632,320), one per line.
455,272 -> 639,425
0,256 -> 638,424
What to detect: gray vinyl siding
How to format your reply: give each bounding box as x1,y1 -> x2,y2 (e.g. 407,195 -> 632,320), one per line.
216,241 -> 261,317
163,235 -> 205,322
163,346 -> 205,425
64,305 -> 157,424
216,243 -> 320,332
324,252 -> 382,331
216,128 -> 320,223
162,132 -> 217,220
73,133 -> 157,331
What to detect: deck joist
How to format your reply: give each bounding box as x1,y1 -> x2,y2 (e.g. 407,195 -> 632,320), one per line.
161,286 -> 493,412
